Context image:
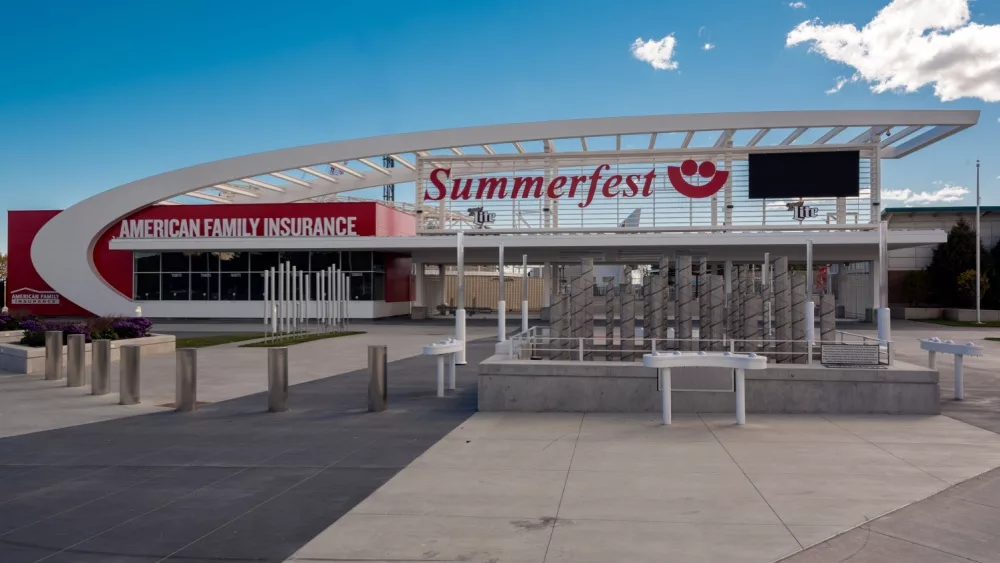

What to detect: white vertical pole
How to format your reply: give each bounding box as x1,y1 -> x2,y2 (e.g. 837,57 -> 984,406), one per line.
285,262 -> 292,334
661,368 -> 672,425
342,272 -> 350,328
456,232 -> 467,364
735,368 -> 746,425
805,240 -> 814,346
436,356 -> 445,397
263,269 -> 270,336
278,262 -> 285,334
976,159 -> 981,324
521,254 -> 529,333
305,273 -> 311,330
876,221 -> 891,358
270,267 -> 277,335
329,267 -> 336,329
955,354 -> 965,400
543,261 -> 551,309
319,270 -> 326,328
498,244 -> 506,342
292,266 -> 298,333
447,352 -> 456,390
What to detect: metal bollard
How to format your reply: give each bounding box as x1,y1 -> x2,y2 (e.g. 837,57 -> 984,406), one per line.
267,347 -> 288,412
91,340 -> 111,395
175,348 -> 197,412
66,334 -> 87,387
44,331 -> 63,381
368,345 -> 387,412
119,345 -> 141,405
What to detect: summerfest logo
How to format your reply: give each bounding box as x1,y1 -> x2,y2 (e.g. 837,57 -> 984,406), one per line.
424,160 -> 729,208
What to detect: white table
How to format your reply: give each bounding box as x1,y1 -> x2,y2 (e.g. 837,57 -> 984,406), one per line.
422,339 -> 464,397
642,351 -> 769,425
919,338 -> 984,400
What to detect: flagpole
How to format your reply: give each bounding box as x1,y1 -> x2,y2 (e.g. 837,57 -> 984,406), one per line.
976,159 -> 981,324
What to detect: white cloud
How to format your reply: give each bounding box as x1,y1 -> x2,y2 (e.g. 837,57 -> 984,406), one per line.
630,34 -> 679,70
703,42 -> 715,51
883,182 -> 970,205
789,1 -> 807,8
825,76 -> 851,94
786,0 -> 1000,102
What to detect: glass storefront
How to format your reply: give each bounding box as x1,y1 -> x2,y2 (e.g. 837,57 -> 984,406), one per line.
133,251 -> 384,301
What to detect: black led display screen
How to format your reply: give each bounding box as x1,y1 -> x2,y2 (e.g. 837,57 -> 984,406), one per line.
748,150 -> 860,199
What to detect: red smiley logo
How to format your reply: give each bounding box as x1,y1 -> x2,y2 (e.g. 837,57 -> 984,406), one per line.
666,160 -> 729,198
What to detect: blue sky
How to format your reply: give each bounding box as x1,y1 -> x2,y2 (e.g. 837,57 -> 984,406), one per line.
1,0 -> 998,251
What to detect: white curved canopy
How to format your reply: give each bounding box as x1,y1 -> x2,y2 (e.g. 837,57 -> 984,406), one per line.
32,109 -> 980,315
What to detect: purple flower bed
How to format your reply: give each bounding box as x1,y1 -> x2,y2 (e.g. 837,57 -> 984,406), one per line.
13,316 -> 154,347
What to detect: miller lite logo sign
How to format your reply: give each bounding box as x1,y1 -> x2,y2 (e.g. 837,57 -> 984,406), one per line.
468,206 -> 496,228
787,203 -> 819,221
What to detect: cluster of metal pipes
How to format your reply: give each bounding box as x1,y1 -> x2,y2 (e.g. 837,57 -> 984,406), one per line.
263,261 -> 349,336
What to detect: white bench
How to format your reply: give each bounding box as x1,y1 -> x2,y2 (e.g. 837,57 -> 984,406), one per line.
423,339 -> 464,397
642,351 -> 769,426
918,338 -> 984,400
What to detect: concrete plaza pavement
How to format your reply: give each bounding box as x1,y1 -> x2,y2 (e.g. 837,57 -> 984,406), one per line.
0,323 -> 495,438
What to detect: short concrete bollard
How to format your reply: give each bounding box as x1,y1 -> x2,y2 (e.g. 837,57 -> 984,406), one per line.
267,347 -> 288,412
44,331 -> 63,381
175,348 -> 197,412
368,345 -> 388,412
91,340 -> 111,395
120,345 -> 141,405
66,334 -> 87,387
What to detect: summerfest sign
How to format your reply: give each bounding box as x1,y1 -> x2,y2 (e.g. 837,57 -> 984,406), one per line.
117,216 -> 358,239
424,160 -> 730,208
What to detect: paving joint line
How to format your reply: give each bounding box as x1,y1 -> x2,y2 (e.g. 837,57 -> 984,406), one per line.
540,413 -> 584,563
697,412 -> 804,550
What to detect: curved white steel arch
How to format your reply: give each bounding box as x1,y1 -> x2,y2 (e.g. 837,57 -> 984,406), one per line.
32,110 -> 979,315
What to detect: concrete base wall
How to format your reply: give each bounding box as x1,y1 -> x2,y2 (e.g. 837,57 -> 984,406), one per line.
0,334 -> 176,375
944,308 -> 1000,322
479,358 -> 940,415
890,307 -> 944,320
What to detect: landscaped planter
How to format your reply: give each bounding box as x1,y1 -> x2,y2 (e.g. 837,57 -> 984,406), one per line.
0,334 -> 175,375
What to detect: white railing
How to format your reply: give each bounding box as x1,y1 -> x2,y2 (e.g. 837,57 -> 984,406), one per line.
506,329 -> 891,366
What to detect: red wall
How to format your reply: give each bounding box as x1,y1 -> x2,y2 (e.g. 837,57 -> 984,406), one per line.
8,202 -> 416,316
6,211 -> 93,316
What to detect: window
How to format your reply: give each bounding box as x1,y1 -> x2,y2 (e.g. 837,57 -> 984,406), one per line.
373,272 -> 385,301
189,252 -> 219,272
162,273 -> 189,300
250,251 -> 279,272
219,252 -> 249,272
310,251 -> 340,271
161,252 -> 190,272
191,273 -> 219,300
349,272 -> 372,301
221,272 -> 249,300
279,251 -> 310,271
346,251 -> 372,272
250,272 -> 267,301
134,274 -> 160,300
135,252 -> 160,273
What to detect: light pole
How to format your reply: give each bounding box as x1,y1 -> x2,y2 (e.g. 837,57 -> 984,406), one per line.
976,159 -> 981,324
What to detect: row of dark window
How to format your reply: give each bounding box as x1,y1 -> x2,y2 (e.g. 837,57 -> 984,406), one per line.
132,251 -> 387,301
134,251 -> 384,274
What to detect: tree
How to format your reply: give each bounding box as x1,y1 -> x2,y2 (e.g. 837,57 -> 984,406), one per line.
900,270 -> 931,306
957,270 -> 990,308
925,219 -> 989,306
0,251 -> 6,280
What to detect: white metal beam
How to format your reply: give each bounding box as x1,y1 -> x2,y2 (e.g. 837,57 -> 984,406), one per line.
647,133 -> 657,150
849,125 -> 891,144
299,167 -> 339,183
155,200 -> 183,206
357,157 -> 392,175
214,184 -> 260,198
580,137 -> 588,151
387,154 -> 417,170
747,128 -> 770,147
513,141 -> 525,154
269,172 -> 311,187
450,147 -> 464,155
779,127 -> 808,146
481,144 -> 496,155
714,129 -> 736,148
681,131 -> 694,148
616,135 -> 622,151
329,162 -> 366,179
241,178 -> 285,192
815,126 -> 847,144
187,191 -> 232,204
883,125 -> 963,159
880,125 -> 922,147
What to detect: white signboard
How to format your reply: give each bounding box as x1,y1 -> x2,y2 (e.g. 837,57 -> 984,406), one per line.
10,288 -> 60,305
116,216 -> 358,239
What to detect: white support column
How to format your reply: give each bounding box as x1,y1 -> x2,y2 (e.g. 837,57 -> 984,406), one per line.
456,232 -> 467,364
522,254 -> 529,333
278,262 -> 286,334
437,264 -> 446,310
284,262 -> 292,334
447,353 -> 456,390
319,269 -> 327,328
332,266 -> 340,329
876,221 -> 891,357
269,267 -> 277,335
498,244 -> 506,342
543,261 -> 551,308
292,266 -> 299,333
723,140 -> 733,227
954,354 -> 965,400
660,368 -> 672,426
263,268 -> 270,335
342,271 -> 350,328
305,273 -> 311,328
414,262 -> 425,307
805,240 -> 815,346
735,368 -> 746,425
436,356 -> 445,397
